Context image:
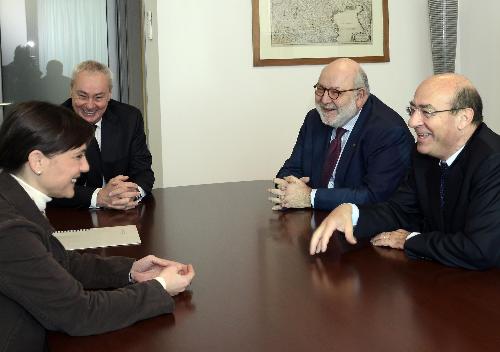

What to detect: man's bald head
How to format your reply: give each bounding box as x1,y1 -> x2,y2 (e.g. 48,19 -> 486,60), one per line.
416,73 -> 482,124
314,58 -> 370,127
319,58 -> 370,95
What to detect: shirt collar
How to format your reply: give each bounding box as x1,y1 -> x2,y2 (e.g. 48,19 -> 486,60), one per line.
10,174 -> 52,213
442,145 -> 465,166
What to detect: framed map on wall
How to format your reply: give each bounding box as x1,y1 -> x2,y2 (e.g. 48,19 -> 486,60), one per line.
252,0 -> 389,66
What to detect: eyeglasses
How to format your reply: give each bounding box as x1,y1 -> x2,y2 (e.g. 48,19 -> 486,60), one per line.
405,106 -> 467,119
314,84 -> 362,100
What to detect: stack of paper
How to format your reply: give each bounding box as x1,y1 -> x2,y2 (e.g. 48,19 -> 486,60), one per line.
53,225 -> 141,250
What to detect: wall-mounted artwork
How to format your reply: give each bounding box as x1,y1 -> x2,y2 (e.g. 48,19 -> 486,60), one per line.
252,0 -> 389,66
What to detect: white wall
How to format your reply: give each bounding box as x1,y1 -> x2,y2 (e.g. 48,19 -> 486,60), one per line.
155,0 -> 433,187
457,0 -> 500,133
143,0 -> 164,190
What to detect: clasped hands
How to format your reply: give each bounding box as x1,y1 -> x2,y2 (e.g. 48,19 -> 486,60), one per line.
268,176 -> 312,210
97,175 -> 141,210
309,203 -> 410,255
130,255 -> 195,296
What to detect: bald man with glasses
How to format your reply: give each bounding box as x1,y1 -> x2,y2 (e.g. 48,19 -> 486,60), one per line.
270,58 -> 414,211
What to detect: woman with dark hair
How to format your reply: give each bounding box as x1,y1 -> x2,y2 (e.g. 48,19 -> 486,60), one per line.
0,102 -> 195,352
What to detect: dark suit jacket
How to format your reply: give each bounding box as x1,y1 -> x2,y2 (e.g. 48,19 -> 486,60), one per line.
356,123 -> 500,270
51,99 -> 154,208
277,94 -> 414,210
0,173 -> 173,352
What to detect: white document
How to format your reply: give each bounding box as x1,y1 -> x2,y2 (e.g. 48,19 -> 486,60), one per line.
53,225 -> 141,250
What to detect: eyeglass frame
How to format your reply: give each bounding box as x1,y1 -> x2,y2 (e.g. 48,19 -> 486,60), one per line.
313,84 -> 363,100
405,104 -> 468,119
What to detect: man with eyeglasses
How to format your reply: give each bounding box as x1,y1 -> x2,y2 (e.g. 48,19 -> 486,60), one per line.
50,60 -> 154,210
310,73 -> 500,270
270,58 -> 414,211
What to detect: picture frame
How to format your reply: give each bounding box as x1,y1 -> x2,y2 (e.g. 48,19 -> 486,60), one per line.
252,0 -> 389,66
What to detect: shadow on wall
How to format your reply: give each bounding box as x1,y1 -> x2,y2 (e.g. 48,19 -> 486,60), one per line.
2,44 -> 71,114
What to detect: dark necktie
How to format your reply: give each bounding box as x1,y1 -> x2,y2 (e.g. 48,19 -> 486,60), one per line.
320,127 -> 347,187
439,161 -> 449,208
85,125 -> 104,187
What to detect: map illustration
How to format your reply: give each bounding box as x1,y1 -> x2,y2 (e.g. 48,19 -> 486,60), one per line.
270,0 -> 372,46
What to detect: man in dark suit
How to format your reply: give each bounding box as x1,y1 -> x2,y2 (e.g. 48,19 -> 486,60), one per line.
51,60 -> 154,210
269,58 -> 414,211
310,73 -> 500,270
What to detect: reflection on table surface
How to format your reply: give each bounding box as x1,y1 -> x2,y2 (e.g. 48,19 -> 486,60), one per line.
47,181 -> 500,352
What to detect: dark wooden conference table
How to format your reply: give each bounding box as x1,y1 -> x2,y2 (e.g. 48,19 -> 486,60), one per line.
46,181 -> 500,352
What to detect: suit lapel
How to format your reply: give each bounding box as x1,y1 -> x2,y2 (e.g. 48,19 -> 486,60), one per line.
99,108 -> 117,183
426,161 -> 444,229
443,150 -> 467,227
311,122 -> 332,186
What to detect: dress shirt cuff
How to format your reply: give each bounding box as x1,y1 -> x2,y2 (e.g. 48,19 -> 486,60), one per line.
350,203 -> 359,226
136,186 -> 146,202
90,188 -> 102,208
406,232 -> 420,241
310,189 -> 317,208
128,271 -> 136,283
154,276 -> 167,290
